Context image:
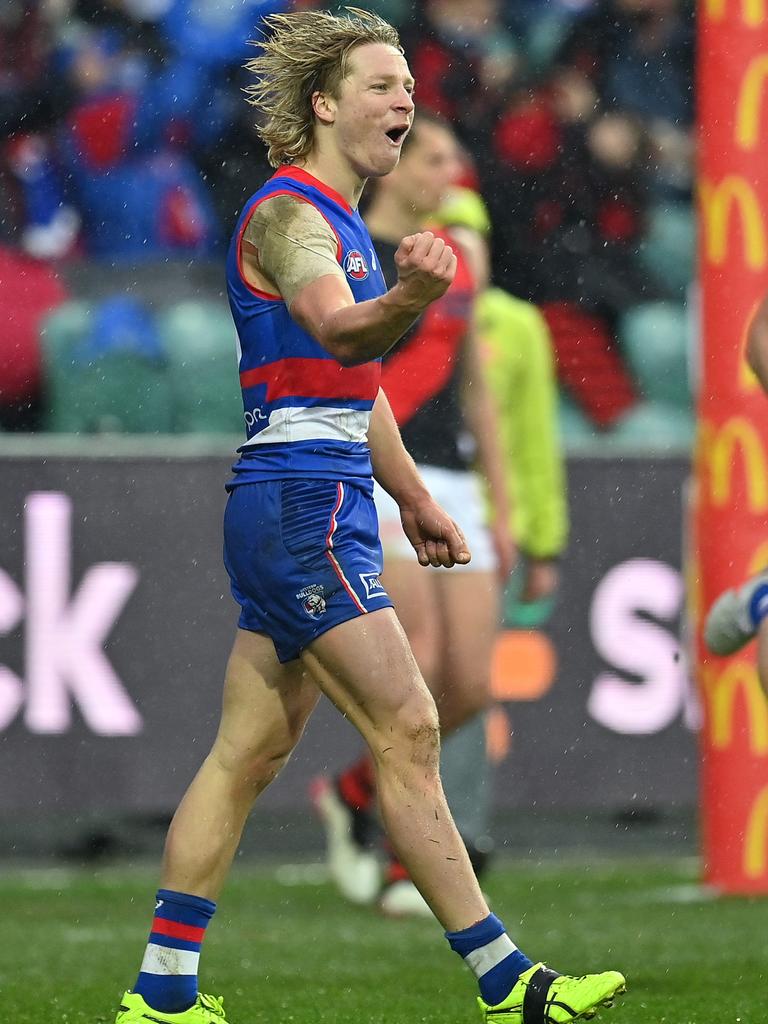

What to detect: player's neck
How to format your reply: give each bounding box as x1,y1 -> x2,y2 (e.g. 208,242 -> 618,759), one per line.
297,151 -> 366,210
365,195 -> 422,244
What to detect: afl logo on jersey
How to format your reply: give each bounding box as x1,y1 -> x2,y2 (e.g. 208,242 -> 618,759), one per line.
344,249 -> 369,280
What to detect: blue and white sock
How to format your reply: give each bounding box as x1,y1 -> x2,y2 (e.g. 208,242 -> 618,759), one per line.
748,580 -> 768,630
133,889 -> 216,1013
446,913 -> 534,1006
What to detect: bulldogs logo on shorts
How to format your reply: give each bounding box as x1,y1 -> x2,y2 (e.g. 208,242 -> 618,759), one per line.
296,584 -> 327,618
344,249 -> 369,281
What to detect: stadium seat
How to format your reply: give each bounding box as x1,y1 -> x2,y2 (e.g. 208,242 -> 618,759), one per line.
639,202 -> 695,297
40,300 -> 91,432
158,301 -> 243,434
619,301 -> 691,408
611,400 -> 694,450
558,394 -> 600,449
41,298 -> 173,433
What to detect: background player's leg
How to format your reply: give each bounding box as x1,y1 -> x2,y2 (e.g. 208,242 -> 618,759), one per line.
440,716 -> 493,861
435,569 -> 499,870
380,556 -> 442,687
301,607 -> 488,931
376,556 -> 496,733
162,628 -> 319,900
432,569 -> 499,733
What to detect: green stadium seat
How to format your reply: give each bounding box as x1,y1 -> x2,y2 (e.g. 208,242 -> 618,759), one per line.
40,301 -> 91,432
611,400 -> 695,451
558,394 -> 600,448
41,300 -> 174,433
74,352 -> 174,433
639,203 -> 695,296
619,301 -> 691,408
158,301 -> 243,434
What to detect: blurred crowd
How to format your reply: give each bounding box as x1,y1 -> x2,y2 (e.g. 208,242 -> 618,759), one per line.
0,0 -> 695,434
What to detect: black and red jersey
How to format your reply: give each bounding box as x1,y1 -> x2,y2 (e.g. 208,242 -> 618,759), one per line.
377,230 -> 476,470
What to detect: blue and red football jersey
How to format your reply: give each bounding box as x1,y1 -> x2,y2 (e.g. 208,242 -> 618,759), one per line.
225,166 -> 387,484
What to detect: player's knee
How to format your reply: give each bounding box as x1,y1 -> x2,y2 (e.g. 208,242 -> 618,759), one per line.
384,697 -> 441,771
211,732 -> 298,789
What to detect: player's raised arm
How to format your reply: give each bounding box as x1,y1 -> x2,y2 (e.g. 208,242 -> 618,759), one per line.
745,290 -> 768,394
246,195 -> 456,366
294,231 -> 457,365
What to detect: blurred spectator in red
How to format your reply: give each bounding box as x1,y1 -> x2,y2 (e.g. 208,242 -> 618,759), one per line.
485,70 -> 658,425
0,244 -> 68,430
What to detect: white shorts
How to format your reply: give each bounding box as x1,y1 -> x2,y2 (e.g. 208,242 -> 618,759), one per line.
373,465 -> 496,573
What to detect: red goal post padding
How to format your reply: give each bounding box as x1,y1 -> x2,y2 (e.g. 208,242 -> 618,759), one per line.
695,0 -> 768,893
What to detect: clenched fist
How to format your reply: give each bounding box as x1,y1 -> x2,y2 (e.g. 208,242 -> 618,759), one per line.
393,231 -> 457,308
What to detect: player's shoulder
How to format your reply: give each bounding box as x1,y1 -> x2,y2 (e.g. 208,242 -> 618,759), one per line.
247,192 -> 328,232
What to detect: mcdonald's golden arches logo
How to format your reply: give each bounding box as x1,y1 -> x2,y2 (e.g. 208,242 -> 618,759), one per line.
702,661 -> 768,756
699,177 -> 767,270
736,55 -> 768,150
744,784 -> 768,878
748,539 -> 768,575
704,0 -> 766,25
698,417 -> 768,511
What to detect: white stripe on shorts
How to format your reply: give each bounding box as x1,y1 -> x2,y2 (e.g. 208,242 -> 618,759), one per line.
139,942 -> 201,976
464,934 -> 517,978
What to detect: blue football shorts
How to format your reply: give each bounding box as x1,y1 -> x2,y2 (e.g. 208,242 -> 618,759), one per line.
223,477 -> 394,662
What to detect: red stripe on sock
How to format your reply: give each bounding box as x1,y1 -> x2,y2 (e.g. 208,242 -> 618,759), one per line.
337,756 -> 376,812
151,917 -> 206,943
385,858 -> 411,885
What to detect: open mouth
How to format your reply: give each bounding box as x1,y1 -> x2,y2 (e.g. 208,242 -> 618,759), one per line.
385,126 -> 409,145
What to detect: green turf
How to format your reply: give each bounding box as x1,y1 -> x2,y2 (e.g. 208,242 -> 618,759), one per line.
2,856 -> 765,1023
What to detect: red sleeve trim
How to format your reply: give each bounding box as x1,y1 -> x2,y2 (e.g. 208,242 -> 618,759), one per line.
272,165 -> 354,214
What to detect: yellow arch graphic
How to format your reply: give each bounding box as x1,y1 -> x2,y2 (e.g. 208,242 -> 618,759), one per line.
748,540 -> 768,575
702,661 -> 768,755
736,55 -> 768,149
699,177 -> 768,270
704,0 -> 766,25
744,785 -> 768,878
699,417 -> 768,511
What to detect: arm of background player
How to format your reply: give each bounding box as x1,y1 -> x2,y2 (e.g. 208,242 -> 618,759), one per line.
461,330 -> 517,580
367,389 -> 470,568
483,298 -> 567,601
488,297 -> 569,561
746,291 -> 768,393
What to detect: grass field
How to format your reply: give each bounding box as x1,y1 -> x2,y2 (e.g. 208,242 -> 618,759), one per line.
2,855 -> 764,1023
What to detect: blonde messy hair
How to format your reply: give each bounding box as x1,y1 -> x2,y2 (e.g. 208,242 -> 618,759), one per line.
245,7 -> 402,168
